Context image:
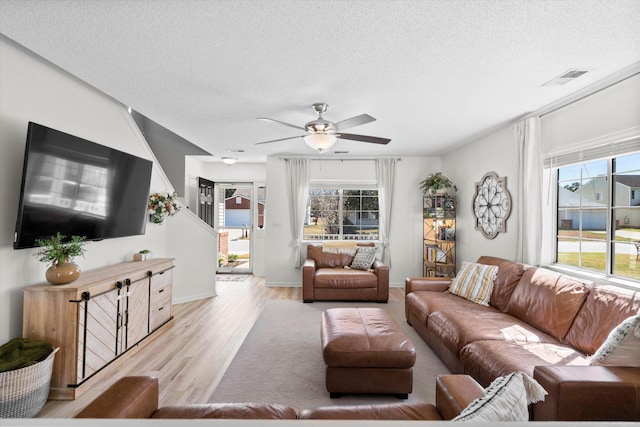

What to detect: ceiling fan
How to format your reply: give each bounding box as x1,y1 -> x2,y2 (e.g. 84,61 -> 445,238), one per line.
255,103 -> 391,152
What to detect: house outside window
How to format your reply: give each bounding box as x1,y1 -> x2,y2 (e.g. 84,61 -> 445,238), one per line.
555,152 -> 640,281
304,188 -> 379,240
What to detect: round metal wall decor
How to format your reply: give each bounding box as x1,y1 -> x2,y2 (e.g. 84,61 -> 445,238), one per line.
472,171 -> 512,239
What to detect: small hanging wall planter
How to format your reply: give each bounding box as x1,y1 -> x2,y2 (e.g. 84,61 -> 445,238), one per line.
472,172 -> 512,239
148,192 -> 180,224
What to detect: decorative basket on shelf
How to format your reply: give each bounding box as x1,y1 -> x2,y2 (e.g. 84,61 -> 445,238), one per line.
0,347 -> 58,418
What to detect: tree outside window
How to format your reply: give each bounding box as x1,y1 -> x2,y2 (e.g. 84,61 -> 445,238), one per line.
305,189 -> 379,240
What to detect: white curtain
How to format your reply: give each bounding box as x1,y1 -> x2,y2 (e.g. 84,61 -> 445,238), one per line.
286,158 -> 310,268
513,117 -> 542,266
376,158 -> 397,266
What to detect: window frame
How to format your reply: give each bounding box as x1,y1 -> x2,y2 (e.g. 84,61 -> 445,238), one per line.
304,184 -> 380,241
553,151 -> 640,283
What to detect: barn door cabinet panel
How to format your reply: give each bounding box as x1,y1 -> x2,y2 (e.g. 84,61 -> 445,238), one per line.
23,258 -> 175,400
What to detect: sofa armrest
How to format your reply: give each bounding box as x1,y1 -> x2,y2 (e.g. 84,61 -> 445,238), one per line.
405,276 -> 452,295
373,260 -> 389,302
75,376 -> 159,418
298,402 -> 441,420
533,365 -> 640,421
152,403 -> 298,419
302,258 -> 316,302
435,374 -> 484,420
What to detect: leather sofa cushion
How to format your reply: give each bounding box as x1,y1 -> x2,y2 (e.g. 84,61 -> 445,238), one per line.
307,244 -> 354,268
428,308 -> 558,355
460,340 -> 590,387
476,255 -> 529,312
505,268 -> 592,341
405,290 -> 484,328
563,285 -> 640,355
151,403 -> 298,419
314,268 -> 377,288
299,402 -> 442,420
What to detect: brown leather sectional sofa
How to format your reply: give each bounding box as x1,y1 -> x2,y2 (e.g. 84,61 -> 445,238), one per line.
75,374 -> 485,420
303,243 -> 389,303
405,255 -> 640,421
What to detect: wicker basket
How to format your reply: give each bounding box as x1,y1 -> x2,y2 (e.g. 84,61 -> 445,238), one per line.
0,347 -> 58,418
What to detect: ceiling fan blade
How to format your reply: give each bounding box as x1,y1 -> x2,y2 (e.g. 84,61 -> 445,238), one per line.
255,135 -> 306,145
333,114 -> 376,131
337,133 -> 391,145
258,117 -> 306,131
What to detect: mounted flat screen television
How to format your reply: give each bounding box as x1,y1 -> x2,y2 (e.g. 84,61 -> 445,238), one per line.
14,122 -> 153,249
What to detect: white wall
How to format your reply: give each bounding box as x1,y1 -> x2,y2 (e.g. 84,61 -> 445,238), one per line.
264,156 -> 440,287
0,37 -> 214,343
442,126 -> 520,265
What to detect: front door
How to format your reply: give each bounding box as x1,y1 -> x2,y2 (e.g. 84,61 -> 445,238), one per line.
215,183 -> 252,274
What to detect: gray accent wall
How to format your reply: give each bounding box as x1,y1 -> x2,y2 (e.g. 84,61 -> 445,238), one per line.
132,110 -> 211,197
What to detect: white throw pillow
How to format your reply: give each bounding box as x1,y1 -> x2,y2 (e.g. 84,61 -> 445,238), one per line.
448,261 -> 498,306
590,313 -> 640,367
453,372 -> 547,422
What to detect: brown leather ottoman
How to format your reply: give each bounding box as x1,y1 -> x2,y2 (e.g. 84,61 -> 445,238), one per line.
321,307 -> 416,398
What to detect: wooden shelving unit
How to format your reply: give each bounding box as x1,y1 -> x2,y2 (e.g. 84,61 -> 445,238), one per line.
423,196 -> 456,278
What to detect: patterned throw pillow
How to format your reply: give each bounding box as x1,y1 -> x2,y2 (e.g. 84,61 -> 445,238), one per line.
453,372 -> 547,421
448,261 -> 498,306
590,313 -> 640,367
349,247 -> 377,271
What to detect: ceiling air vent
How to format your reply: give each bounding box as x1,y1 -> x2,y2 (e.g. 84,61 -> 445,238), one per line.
543,68 -> 589,86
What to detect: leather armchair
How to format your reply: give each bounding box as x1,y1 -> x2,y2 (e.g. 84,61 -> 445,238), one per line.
302,244 -> 389,303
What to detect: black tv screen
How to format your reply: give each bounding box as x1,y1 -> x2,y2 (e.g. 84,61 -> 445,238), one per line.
14,122 -> 153,249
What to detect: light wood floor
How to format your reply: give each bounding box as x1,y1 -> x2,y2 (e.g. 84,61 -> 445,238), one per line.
38,277 -> 405,418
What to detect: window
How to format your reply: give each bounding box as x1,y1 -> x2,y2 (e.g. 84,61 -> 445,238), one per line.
304,188 -> 379,240
556,152 -> 640,281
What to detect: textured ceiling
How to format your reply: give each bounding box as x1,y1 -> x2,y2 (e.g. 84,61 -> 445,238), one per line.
1,0 -> 639,163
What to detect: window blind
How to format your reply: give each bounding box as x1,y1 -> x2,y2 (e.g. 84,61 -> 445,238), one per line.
544,136 -> 640,168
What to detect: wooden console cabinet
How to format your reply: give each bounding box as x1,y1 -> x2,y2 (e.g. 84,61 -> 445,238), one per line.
23,258 -> 174,400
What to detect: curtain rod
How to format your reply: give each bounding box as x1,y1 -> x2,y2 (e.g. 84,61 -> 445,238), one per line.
280,156 -> 402,161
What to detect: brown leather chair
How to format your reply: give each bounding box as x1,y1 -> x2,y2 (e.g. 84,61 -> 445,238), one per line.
302,243 -> 389,303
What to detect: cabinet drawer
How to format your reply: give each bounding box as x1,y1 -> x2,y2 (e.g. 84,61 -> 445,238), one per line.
150,281 -> 171,306
151,269 -> 172,293
150,292 -> 172,331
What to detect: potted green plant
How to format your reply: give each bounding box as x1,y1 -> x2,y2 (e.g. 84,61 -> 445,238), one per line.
419,172 -> 456,196
34,233 -> 86,285
133,249 -> 153,262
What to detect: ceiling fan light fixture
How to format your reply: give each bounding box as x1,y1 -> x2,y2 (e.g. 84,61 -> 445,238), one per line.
221,157 -> 237,164
304,133 -> 337,152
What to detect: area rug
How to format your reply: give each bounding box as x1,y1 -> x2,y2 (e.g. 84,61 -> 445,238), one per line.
209,300 -> 450,409
216,274 -> 251,282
